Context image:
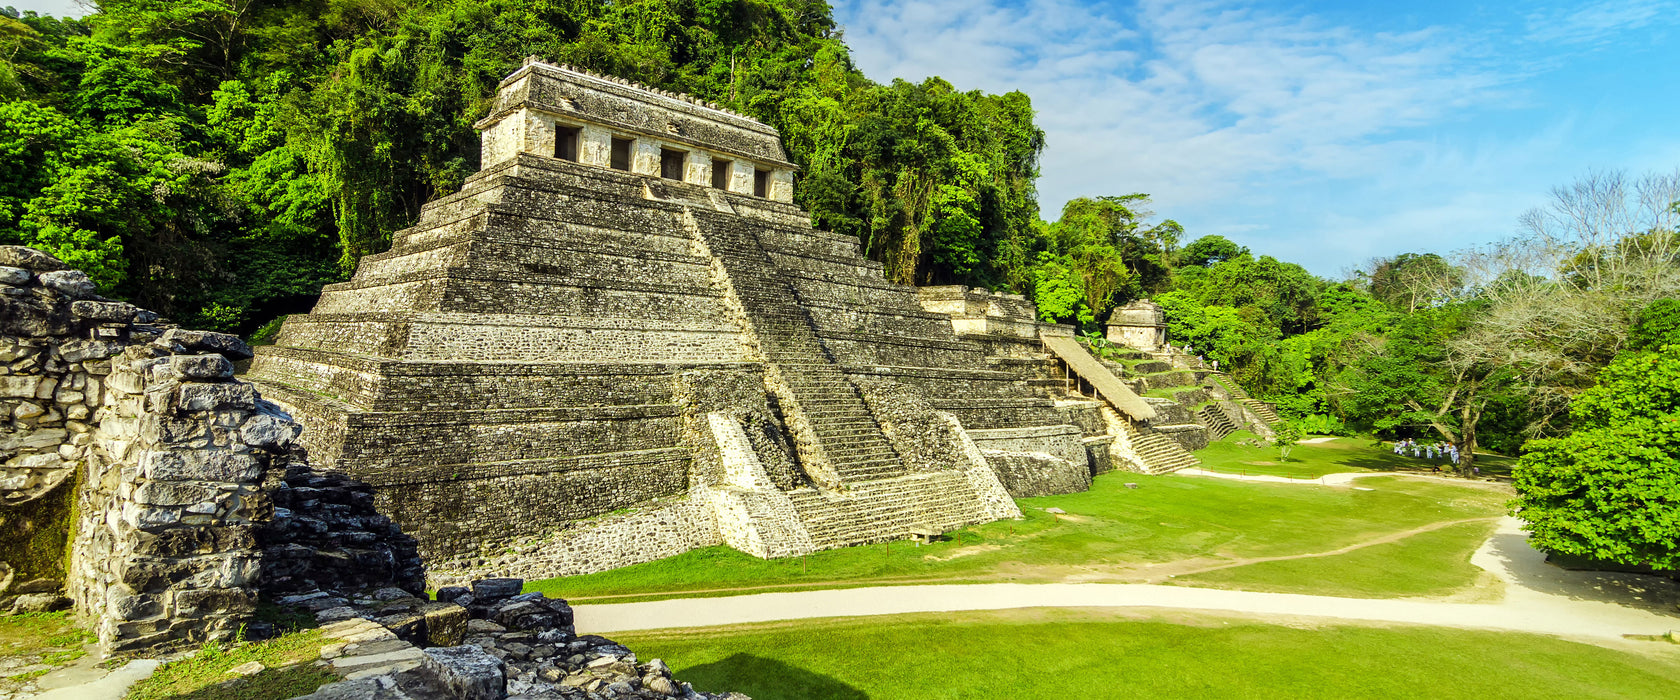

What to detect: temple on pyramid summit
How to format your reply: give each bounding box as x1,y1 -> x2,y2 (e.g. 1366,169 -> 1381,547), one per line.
247,57 -> 1278,584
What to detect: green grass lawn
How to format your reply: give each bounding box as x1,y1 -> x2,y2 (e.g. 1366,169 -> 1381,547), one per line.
531,464 -> 1508,602
1174,519 -> 1501,599
126,629 -> 336,700
1195,432 -> 1513,479
617,609 -> 1680,699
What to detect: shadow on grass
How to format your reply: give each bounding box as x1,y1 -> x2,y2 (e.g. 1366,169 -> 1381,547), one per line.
679,654 -> 868,700
1481,531 -> 1680,617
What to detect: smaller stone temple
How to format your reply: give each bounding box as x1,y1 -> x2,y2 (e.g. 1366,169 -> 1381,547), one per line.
1106,299 -> 1167,352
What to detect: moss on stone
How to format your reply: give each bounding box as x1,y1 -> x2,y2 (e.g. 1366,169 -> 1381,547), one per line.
0,472 -> 77,585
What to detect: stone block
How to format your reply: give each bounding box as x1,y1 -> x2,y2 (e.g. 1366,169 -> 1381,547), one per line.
11,593 -> 71,613
71,300 -> 138,323
173,587 -> 256,617
0,246 -> 66,272
6,451 -> 62,471
240,413 -> 297,450
107,589 -> 159,621
331,645 -> 426,673
38,270 -> 96,298
0,375 -> 42,398
420,645 -> 506,700
491,600 -> 565,632
419,602 -> 469,647
132,481 -> 221,506
136,414 -> 207,443
137,450 -> 260,482
59,339 -> 125,362
177,382 -> 258,412
132,525 -> 256,557
106,369 -> 143,394
166,354 -> 234,381
471,578 -> 523,601
0,266 -> 31,285
434,586 -> 470,604
292,678 -> 405,700
160,329 -> 254,361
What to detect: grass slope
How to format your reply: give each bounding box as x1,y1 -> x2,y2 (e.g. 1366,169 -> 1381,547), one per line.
617,609 -> 1680,699
531,459 -> 1507,602
1175,520 -> 1501,598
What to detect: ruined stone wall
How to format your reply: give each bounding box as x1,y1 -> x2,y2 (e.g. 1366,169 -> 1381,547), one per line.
0,247 -> 422,653
72,345 -> 295,652
427,497 -> 720,586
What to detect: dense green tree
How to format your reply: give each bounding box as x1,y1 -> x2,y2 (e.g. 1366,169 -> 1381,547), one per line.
1629,298 -> 1680,350
1512,343 -> 1680,568
1365,252 -> 1458,313
1175,234 -> 1248,268
0,0 -> 1047,331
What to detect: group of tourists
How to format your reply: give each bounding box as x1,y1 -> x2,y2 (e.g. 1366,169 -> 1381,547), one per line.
1391,438 -> 1472,473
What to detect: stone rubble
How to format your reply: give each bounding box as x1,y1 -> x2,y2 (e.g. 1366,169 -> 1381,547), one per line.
287,577 -> 748,700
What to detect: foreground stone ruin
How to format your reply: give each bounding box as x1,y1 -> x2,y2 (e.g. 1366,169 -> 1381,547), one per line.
247,57 -> 1283,587
0,246 -> 743,698
287,576 -> 744,700
0,245 -> 425,653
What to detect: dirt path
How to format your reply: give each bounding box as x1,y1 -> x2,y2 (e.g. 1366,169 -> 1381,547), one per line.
1145,517 -> 1497,581
573,516 -> 1680,642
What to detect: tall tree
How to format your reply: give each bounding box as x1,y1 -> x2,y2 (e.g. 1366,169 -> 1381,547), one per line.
1513,342 -> 1680,568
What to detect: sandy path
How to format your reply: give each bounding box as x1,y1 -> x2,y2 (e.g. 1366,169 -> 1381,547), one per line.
574,516 -> 1680,642
1174,467 -> 1488,486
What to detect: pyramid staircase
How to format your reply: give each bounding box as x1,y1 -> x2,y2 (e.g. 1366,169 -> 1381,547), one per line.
783,472 -> 995,549
685,209 -> 907,486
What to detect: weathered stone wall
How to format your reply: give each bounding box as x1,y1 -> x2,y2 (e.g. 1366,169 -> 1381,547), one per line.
427,497 -> 720,586
71,345 -> 289,652
985,451 -> 1092,498
0,247 -> 424,654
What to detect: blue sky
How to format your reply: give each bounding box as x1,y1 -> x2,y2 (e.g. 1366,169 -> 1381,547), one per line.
831,0 -> 1680,276
11,0 -> 1678,277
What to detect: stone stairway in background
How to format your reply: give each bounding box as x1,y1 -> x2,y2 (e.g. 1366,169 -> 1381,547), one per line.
1198,404 -> 1240,440
1121,419 -> 1200,474
1209,374 -> 1270,423
1208,373 -> 1284,426
686,209 -> 908,486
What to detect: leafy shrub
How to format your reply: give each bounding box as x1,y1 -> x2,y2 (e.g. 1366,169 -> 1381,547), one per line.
249,315 -> 287,346
1295,414 -> 1347,436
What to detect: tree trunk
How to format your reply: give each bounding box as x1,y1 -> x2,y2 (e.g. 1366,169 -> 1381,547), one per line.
1457,400 -> 1482,475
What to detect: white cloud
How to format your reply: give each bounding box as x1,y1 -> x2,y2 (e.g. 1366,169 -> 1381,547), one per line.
1524,0 -> 1676,45
835,0 -> 1523,272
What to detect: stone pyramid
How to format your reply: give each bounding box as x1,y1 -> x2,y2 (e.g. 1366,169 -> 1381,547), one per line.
248,58 -> 1095,581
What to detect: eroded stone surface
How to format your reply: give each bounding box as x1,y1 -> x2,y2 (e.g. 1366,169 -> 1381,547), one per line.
293,578 -> 746,700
